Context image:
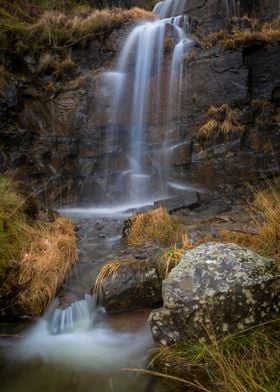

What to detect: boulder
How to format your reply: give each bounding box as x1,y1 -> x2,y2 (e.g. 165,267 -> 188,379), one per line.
96,260 -> 162,312
154,191 -> 201,212
149,243 -> 280,345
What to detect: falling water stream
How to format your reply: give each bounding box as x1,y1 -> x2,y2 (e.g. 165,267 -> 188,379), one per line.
0,1 -> 191,391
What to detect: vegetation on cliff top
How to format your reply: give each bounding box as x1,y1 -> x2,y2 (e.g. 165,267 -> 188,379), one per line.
206,16 -> 280,49
0,174 -> 77,317
0,0 -> 154,54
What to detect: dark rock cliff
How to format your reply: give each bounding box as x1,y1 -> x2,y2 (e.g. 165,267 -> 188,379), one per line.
0,0 -> 279,204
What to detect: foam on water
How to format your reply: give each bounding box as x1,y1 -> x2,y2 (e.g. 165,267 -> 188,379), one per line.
3,295 -> 152,372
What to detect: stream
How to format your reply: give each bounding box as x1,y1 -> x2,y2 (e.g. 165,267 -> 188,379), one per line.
0,207 -> 154,392
1,1 -> 193,390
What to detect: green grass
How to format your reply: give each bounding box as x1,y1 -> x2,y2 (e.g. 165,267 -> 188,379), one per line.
148,320 -> 280,392
0,175 -> 29,285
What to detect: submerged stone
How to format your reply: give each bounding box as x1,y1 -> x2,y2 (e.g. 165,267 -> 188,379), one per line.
149,242 -> 280,345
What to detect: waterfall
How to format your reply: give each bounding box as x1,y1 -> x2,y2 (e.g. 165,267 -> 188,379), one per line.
153,0 -> 188,19
48,294 -> 97,334
102,0 -> 191,204
224,0 -> 240,17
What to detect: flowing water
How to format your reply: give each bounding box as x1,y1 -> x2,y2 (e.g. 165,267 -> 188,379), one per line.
0,1 -> 192,391
102,1 -> 191,202
0,210 -> 153,392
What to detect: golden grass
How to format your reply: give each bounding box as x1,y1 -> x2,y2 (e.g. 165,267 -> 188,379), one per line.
207,16 -> 280,49
157,234 -> 193,278
146,319 -> 280,392
94,258 -> 151,300
0,5 -> 155,53
38,52 -> 76,78
221,178 -> 280,260
0,174 -> 77,317
126,207 -> 185,247
17,217 -> 77,316
198,104 -> 244,139
29,7 -> 155,49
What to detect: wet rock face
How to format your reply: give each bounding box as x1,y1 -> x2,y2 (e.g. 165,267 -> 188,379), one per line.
179,43 -> 280,188
149,243 -> 280,345
0,3 -> 280,204
96,260 -> 162,312
184,0 -> 280,32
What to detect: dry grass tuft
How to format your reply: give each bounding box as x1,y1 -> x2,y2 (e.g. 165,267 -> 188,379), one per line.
0,4 -> 155,54
29,7 -> 155,49
0,174 -> 77,317
126,207 -> 185,247
17,217 -> 77,316
147,319 -> 280,392
38,52 -> 77,78
94,258 -> 151,299
198,104 -> 244,139
221,178 -> 280,260
206,16 -> 280,49
157,233 -> 193,278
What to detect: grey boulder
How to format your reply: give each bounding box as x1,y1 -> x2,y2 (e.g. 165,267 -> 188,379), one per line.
149,242 -> 280,345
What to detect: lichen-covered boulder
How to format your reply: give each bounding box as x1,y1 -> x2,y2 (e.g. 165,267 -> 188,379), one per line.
96,260 -> 162,312
149,243 -> 280,345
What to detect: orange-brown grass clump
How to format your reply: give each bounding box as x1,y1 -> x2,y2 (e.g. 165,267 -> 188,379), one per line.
144,319 -> 280,392
28,7 -> 155,49
126,207 -> 185,247
198,104 -> 243,139
0,4 -> 155,53
0,174 -> 77,317
94,258 -> 151,299
221,178 -> 280,261
18,217 -> 77,316
207,16 -> 280,50
157,234 -> 193,278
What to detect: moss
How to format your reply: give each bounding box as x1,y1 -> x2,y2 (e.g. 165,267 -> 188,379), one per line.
0,175 -> 29,283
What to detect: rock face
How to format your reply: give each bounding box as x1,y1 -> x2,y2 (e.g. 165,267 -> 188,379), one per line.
0,2 -> 279,205
96,260 -> 162,312
149,243 -> 280,345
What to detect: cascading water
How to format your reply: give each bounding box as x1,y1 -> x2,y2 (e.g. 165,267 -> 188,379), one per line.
102,0 -> 191,204
224,0 -> 240,16
0,2 -> 193,391
153,0 -> 188,18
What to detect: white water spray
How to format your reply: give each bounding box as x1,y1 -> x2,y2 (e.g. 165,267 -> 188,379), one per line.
3,295 -> 152,372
